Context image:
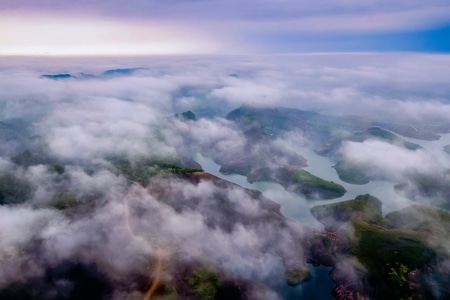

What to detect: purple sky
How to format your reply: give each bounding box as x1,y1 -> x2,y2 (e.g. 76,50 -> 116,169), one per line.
1,0 -> 450,55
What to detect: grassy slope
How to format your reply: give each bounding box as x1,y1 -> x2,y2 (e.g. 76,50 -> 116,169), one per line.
311,194 -> 384,228
351,220 -> 437,299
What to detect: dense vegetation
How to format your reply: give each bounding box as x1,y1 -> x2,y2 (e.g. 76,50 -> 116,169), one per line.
111,158 -> 203,186
0,175 -> 34,205
311,195 -> 450,299
187,269 -> 219,300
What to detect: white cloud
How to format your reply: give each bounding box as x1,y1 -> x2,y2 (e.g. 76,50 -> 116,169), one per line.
341,139 -> 438,179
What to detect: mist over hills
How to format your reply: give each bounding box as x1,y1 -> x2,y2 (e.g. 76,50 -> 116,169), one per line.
1,54 -> 450,299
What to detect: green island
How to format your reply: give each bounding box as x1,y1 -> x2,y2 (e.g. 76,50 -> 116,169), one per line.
291,169 -> 346,200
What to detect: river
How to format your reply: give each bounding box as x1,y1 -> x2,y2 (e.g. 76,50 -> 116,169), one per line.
194,132 -> 450,299
195,148 -> 414,230
196,133 -> 450,226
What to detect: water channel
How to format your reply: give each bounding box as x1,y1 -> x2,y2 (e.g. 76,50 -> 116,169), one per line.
194,132 -> 450,299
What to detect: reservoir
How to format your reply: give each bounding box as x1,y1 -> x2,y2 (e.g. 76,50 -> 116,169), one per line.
196,133 -> 450,225
195,146 -> 413,229
193,133 -> 450,299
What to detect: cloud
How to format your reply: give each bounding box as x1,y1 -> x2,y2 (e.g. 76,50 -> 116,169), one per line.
206,53 -> 450,122
172,117 -> 247,162
340,139 -> 438,179
210,74 -> 286,106
42,95 -> 175,161
0,169 -> 306,297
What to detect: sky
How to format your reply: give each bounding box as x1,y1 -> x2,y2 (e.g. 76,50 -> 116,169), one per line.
1,2 -> 450,299
0,0 -> 449,55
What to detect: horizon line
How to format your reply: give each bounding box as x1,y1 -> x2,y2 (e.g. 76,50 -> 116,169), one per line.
1,50 -> 450,58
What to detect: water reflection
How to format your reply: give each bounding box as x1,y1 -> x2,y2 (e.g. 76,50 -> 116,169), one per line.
282,264 -> 335,300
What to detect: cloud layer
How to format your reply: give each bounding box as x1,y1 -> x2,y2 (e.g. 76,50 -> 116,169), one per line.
0,54 -> 449,298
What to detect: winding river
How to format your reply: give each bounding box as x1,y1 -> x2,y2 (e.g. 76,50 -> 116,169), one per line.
194,132 -> 450,299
